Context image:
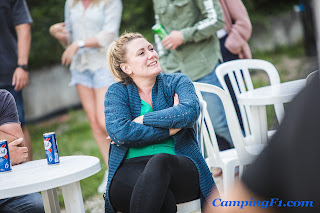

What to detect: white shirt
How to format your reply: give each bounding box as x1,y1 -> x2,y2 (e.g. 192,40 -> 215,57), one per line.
65,0 -> 122,72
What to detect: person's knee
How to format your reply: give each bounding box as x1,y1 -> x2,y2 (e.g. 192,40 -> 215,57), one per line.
97,117 -> 107,133
147,153 -> 173,172
88,115 -> 105,134
29,193 -> 45,213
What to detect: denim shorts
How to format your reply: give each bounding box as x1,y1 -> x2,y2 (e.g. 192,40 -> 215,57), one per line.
1,86 -> 26,126
69,68 -> 116,88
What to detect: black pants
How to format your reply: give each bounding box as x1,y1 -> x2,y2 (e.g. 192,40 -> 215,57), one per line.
109,153 -> 200,213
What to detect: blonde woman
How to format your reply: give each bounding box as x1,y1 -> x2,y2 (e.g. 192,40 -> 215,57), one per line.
104,32 -> 217,213
49,0 -> 122,193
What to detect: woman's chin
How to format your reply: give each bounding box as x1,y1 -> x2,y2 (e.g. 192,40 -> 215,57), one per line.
149,67 -> 162,75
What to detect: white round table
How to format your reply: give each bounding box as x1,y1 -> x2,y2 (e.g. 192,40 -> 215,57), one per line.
237,79 -> 306,144
0,155 -> 101,213
238,79 -> 306,105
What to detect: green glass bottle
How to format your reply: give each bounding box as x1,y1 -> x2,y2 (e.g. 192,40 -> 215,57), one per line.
152,24 -> 168,40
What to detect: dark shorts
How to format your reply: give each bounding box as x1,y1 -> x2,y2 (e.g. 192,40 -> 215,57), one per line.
1,86 -> 26,126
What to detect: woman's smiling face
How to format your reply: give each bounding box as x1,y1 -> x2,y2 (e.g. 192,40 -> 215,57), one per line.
120,38 -> 161,81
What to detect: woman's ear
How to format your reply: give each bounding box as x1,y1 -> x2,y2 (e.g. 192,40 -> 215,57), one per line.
120,63 -> 132,75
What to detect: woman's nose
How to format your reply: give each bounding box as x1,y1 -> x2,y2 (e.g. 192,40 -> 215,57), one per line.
147,50 -> 157,59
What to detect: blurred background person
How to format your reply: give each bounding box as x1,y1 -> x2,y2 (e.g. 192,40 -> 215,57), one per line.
217,0 -> 252,138
0,0 -> 33,161
152,0 -> 234,161
49,0 -> 122,193
0,89 -> 44,213
218,0 -> 252,62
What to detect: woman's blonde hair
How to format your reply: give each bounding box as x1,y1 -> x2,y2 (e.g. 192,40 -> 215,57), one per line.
107,32 -> 145,84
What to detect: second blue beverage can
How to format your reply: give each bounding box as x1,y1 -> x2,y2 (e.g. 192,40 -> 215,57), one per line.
0,140 -> 12,172
43,132 -> 60,165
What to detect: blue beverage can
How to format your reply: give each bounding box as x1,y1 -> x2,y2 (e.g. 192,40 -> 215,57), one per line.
0,140 -> 12,172
43,132 -> 60,165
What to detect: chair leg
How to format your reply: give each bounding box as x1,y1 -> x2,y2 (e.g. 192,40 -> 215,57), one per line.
238,165 -> 244,178
222,164 -> 236,198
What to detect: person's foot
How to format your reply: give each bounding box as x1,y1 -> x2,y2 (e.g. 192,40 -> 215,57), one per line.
212,167 -> 222,177
98,170 -> 109,194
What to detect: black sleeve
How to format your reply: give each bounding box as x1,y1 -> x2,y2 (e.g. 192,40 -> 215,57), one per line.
0,90 -> 19,126
11,0 -> 32,26
242,74 -> 320,203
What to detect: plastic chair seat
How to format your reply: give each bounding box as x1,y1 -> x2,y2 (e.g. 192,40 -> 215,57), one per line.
177,199 -> 201,213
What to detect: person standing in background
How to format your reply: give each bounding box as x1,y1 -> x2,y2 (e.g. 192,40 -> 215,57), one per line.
0,0 -> 33,162
152,0 -> 234,153
49,0 -> 122,194
218,0 -> 252,136
218,0 -> 252,62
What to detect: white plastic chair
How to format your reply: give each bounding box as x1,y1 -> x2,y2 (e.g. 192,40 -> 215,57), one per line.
176,100 -> 207,213
193,82 -> 265,197
216,59 -> 284,144
306,70 -> 319,85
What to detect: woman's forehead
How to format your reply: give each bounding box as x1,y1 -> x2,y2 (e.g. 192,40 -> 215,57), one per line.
127,38 -> 150,50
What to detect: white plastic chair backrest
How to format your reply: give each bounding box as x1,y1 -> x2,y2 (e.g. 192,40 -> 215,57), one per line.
194,82 -> 256,165
197,100 -> 207,156
194,85 -> 222,167
216,59 -> 284,137
306,70 -> 319,85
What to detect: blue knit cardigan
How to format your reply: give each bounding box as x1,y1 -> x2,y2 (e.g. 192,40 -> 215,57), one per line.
104,73 -> 215,212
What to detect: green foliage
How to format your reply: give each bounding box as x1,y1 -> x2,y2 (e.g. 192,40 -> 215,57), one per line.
27,0 -> 65,69
27,0 -> 299,69
243,0 -> 298,16
242,0 -> 298,25
120,0 -> 155,41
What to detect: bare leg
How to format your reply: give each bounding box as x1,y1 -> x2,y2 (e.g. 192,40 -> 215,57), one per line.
76,85 -> 110,166
93,87 -> 110,166
22,125 -> 32,161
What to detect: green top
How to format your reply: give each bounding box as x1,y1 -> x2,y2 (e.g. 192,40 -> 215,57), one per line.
126,99 -> 176,159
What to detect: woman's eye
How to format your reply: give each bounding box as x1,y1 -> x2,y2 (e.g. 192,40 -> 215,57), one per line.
138,51 -> 144,56
149,47 -> 154,51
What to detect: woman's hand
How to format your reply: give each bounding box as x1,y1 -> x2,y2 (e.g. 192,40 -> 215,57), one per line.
133,115 -> 144,124
169,94 -> 181,135
169,128 -> 181,136
61,42 -> 79,66
107,136 -> 119,146
173,93 -> 179,106
131,93 -> 180,137
49,22 -> 67,43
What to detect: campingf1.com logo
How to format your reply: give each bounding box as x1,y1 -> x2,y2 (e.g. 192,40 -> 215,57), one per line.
212,198 -> 314,209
